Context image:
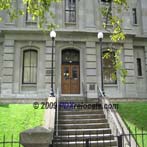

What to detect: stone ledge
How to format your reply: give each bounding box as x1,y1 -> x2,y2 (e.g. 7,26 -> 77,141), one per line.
110,98 -> 147,102
20,126 -> 53,147
20,96 -> 56,147
0,98 -> 47,104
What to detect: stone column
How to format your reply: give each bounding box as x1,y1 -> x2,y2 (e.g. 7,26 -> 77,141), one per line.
123,38 -> 136,97
145,46 -> 147,93
0,42 -> 3,94
86,41 -> 97,98
1,39 -> 15,97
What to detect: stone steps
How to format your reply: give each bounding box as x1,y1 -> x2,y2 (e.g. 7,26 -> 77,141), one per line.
52,101 -> 118,147
59,109 -> 104,114
53,140 -> 117,147
59,114 -> 105,119
57,128 -> 112,135
55,134 -> 114,141
58,118 -> 107,124
58,123 -> 109,129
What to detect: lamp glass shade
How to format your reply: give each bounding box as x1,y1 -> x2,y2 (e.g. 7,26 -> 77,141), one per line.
50,30 -> 56,38
97,32 -> 104,39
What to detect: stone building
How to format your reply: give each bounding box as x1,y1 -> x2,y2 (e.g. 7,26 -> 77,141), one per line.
0,0 -> 147,99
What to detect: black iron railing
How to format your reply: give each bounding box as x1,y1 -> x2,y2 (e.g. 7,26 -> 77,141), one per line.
51,129 -> 147,147
0,135 -> 22,147
0,129 -> 147,147
97,86 -> 147,147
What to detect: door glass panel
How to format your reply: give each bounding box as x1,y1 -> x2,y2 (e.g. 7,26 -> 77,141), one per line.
72,66 -> 78,79
64,67 -> 70,80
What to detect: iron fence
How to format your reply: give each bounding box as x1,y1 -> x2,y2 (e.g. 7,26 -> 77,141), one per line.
51,129 -> 147,147
120,128 -> 147,147
0,129 -> 147,147
0,135 -> 22,147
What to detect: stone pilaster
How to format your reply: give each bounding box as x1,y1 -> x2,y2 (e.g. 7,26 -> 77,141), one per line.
0,43 -> 3,94
86,41 -> 97,98
1,40 -> 14,95
145,46 -> 147,72
123,39 -> 136,97
145,46 -> 147,92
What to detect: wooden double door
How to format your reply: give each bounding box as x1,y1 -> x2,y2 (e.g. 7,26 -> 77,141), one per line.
62,64 -> 80,94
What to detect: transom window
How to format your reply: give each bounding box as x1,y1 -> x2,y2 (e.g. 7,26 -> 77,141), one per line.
22,50 -> 38,84
62,49 -> 79,64
103,51 -> 117,84
101,0 -> 112,2
65,0 -> 76,23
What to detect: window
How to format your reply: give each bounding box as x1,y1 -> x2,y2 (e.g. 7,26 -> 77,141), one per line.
26,2 -> 36,22
137,58 -> 142,76
62,49 -> 79,64
101,0 -> 112,26
101,0 -> 112,2
23,50 -> 38,84
103,51 -> 117,84
132,8 -> 137,24
65,0 -> 76,23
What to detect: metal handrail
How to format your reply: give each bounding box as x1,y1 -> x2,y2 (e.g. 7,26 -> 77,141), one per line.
0,77 -> 1,96
97,86 -> 122,132
97,86 -> 131,145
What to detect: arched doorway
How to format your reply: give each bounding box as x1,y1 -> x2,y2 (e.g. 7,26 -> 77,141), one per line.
61,49 -> 80,94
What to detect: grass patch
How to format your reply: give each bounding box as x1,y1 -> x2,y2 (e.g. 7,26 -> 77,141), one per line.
118,102 -> 147,147
0,104 -> 44,145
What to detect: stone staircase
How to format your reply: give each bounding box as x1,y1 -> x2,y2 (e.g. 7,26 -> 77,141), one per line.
52,100 -> 118,147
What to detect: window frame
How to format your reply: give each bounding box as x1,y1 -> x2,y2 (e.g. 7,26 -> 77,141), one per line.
132,8 -> 138,25
103,51 -> 117,84
100,1 -> 113,27
26,2 -> 37,23
64,0 -> 76,24
136,58 -> 142,76
62,49 -> 79,64
22,49 -> 38,84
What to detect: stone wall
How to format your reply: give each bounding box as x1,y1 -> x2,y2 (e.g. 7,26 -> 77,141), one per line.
0,0 -> 142,35
1,39 -> 14,96
0,43 -> 3,93
123,38 -> 137,97
86,41 -> 98,98
141,0 -> 147,33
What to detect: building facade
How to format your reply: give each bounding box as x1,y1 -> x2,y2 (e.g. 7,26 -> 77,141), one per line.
0,0 -> 147,99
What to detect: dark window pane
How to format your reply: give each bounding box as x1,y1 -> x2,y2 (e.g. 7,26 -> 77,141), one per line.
24,51 -> 30,66
23,50 -> 37,84
72,66 -> 78,79
64,67 -> 70,80
23,67 -> 30,83
101,0 -> 112,2
65,0 -> 76,23
103,51 -> 117,84
137,58 -> 142,76
132,8 -> 137,24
